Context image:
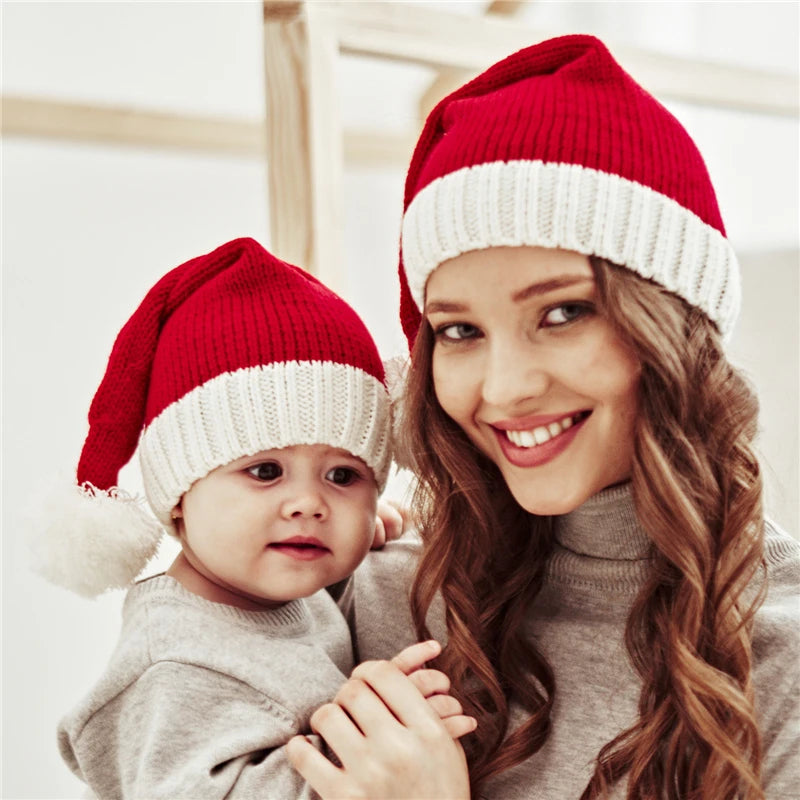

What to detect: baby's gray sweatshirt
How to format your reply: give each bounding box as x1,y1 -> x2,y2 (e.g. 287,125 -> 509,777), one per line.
58,575 -> 353,799
351,484 -> 800,799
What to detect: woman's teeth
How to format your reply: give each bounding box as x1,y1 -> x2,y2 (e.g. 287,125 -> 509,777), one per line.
505,413 -> 582,448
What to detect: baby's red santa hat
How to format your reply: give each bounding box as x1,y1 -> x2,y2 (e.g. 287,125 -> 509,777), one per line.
399,34 -> 740,348
32,238 -> 391,597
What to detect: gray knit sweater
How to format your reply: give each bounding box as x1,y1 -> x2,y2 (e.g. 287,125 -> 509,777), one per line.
351,484 -> 800,799
59,575 -> 354,800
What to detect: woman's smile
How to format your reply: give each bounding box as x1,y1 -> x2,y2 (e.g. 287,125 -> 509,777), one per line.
490,410 -> 591,468
492,409 -> 591,447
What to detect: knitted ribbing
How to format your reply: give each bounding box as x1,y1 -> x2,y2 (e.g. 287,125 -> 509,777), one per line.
130,574 -> 315,630
553,483 -> 650,560
139,362 -> 390,518
546,483 -> 652,595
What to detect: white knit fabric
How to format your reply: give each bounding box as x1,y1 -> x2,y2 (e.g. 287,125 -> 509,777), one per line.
402,160 -> 741,337
139,362 -> 392,526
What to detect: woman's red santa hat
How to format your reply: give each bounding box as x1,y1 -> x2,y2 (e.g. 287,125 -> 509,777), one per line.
399,34 -> 740,347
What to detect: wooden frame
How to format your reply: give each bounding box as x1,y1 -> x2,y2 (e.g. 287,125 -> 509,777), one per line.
262,0 -> 799,289
4,1 -> 797,290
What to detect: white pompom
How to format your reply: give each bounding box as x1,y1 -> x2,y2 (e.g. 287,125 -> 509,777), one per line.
29,482 -> 164,598
383,355 -> 409,407
383,355 -> 413,470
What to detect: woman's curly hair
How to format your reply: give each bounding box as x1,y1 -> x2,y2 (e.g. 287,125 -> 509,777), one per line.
402,257 -> 766,799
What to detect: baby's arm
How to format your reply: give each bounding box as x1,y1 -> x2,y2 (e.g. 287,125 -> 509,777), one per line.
60,662 -> 320,799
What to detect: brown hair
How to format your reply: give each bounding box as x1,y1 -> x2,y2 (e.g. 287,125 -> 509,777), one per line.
402,257 -> 766,799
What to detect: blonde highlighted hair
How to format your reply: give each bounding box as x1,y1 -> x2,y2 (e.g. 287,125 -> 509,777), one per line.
403,257 -> 766,799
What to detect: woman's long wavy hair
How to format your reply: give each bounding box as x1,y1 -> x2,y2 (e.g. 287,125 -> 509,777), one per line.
402,256 -> 766,799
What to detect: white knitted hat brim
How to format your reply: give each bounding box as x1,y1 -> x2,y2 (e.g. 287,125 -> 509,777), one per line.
402,160 -> 740,337
139,361 -> 392,526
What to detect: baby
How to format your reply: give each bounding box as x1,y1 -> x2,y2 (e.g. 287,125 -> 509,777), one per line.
34,238 -> 470,798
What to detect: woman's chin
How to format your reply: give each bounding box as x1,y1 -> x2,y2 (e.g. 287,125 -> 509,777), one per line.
507,482 -> 604,517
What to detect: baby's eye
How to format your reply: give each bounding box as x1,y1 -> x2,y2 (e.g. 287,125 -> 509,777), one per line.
434,323 -> 481,342
542,303 -> 591,327
326,466 -> 360,486
247,462 -> 282,482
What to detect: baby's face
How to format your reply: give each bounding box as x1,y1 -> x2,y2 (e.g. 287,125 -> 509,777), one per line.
174,444 -> 378,608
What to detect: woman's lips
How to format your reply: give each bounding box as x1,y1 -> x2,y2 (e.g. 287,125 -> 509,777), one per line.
492,411 -> 590,468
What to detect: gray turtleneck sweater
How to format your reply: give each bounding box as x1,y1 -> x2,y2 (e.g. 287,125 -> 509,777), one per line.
350,484 -> 800,799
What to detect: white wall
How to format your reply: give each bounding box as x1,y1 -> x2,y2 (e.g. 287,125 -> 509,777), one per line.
3,2 -> 798,797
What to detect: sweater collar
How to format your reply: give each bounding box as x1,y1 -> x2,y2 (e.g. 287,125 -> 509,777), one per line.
552,482 -> 651,561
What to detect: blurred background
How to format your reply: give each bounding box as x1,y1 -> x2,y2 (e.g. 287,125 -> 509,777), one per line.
3,2 -> 798,797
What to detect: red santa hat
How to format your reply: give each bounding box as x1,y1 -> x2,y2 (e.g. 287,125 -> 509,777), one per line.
399,34 -> 740,347
33,238 -> 391,597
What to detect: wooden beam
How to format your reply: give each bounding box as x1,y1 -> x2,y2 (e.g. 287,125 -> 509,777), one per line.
327,2 -> 799,117
303,0 -> 347,291
419,0 -> 527,121
263,2 -> 314,271
1,96 -> 264,156
263,0 -> 347,291
2,95 -> 415,166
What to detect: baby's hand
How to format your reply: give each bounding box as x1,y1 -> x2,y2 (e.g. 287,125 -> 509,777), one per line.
390,640 -> 477,739
370,499 -> 406,549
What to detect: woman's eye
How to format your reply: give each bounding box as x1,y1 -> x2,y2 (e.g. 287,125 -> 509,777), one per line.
247,462 -> 282,481
326,466 -> 359,486
543,303 -> 590,327
434,323 -> 481,342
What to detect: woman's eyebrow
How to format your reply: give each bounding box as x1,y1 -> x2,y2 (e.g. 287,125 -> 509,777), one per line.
511,275 -> 594,302
424,299 -> 468,314
425,275 -> 593,314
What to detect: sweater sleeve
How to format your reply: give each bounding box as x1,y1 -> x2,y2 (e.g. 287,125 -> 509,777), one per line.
60,660 -> 320,800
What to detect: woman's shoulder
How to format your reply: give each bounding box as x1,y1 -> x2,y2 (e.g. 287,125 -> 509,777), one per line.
359,535 -> 422,584
763,518 -> 800,576
752,520 -> 800,791
752,518 -> 800,658
354,535 -> 421,621
350,535 -> 442,662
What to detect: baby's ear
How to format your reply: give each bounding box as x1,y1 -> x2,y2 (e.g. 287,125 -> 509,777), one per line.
170,504 -> 184,537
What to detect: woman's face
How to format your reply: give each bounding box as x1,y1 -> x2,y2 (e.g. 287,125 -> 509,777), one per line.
425,246 -> 641,516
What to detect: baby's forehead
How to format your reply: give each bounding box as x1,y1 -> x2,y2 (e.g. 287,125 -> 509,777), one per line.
248,443 -> 363,460
232,444 -> 372,472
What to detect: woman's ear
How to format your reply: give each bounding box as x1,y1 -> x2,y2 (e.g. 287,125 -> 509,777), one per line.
170,505 -> 183,520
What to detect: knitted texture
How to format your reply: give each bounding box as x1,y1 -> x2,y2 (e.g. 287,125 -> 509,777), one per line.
58,575 -> 353,796
349,498 -> 800,799
399,34 -> 740,346
77,237 -> 391,524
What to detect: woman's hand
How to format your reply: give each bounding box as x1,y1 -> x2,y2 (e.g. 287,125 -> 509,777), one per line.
287,641 -> 472,799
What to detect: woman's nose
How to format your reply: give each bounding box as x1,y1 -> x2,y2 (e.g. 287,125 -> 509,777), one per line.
480,338 -> 551,409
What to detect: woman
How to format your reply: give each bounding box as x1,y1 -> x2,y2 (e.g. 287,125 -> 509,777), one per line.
289,34 -> 800,799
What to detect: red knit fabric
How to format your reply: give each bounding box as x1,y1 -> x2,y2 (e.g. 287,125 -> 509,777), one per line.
399,35 -> 726,345
77,238 -> 384,491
